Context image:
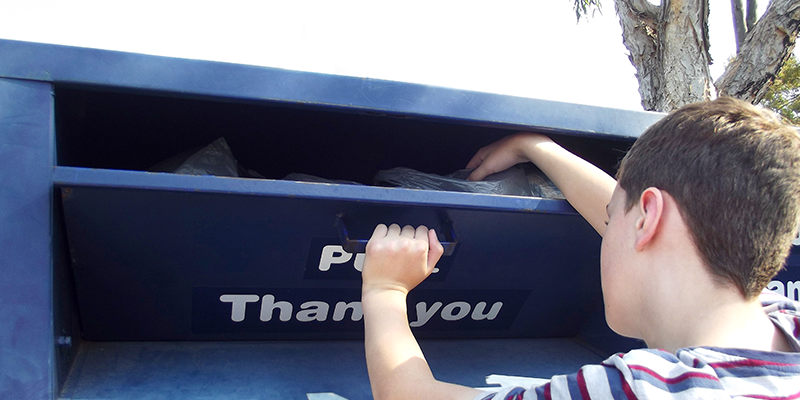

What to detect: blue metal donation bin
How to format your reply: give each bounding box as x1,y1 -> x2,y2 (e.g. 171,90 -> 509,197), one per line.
1,39 -> 798,400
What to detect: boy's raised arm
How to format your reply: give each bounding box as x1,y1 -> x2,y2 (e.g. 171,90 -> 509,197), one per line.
362,133 -> 617,399
362,224 -> 483,400
467,133 -> 616,236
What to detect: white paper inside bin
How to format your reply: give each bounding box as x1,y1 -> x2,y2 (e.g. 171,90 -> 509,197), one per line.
475,374 -> 551,391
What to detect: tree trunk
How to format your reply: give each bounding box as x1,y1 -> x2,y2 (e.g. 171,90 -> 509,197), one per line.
746,0 -> 758,32
732,0 -> 747,51
615,0 -> 661,110
615,0 -> 712,111
733,0 -> 760,50
716,0 -> 800,104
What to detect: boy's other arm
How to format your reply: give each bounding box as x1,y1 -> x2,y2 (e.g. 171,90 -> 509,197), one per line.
467,133 -> 616,236
362,224 -> 484,400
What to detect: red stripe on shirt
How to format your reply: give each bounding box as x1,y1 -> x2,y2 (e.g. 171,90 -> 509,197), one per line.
709,359 -> 800,369
629,365 -> 718,384
577,369 -> 591,399
743,389 -> 800,400
617,369 -> 638,400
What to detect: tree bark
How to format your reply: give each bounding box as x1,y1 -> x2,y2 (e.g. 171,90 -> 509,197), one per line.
615,0 -> 661,110
615,0 -> 712,111
716,0 -> 800,104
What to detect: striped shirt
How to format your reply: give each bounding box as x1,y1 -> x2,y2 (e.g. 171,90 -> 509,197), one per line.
480,293 -> 800,399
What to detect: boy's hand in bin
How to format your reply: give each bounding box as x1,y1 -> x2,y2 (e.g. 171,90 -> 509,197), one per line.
466,133 -> 553,181
467,132 -> 615,235
361,224 -> 443,295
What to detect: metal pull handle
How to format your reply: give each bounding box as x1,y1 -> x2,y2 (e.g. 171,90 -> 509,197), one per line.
334,213 -> 458,256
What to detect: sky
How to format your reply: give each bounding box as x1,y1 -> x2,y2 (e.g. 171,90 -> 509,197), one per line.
0,0 -> 764,111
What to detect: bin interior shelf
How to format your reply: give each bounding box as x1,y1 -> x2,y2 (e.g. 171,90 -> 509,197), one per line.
59,338 -> 604,400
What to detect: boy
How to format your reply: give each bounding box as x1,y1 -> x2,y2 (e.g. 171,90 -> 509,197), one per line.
361,98 -> 800,399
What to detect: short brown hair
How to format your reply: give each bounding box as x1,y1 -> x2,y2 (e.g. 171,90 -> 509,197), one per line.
617,97 -> 800,298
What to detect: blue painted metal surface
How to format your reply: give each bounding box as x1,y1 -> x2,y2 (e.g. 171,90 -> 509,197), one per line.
0,78 -> 55,399
0,39 -> 663,140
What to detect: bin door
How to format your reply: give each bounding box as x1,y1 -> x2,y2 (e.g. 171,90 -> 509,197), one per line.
58,167 -> 603,341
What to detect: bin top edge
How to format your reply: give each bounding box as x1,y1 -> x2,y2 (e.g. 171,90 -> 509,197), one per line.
0,39 -> 663,138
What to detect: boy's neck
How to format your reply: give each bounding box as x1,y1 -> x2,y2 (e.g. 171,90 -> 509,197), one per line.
642,282 -> 790,353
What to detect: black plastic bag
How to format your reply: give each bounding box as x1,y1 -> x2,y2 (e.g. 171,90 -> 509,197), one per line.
149,137 -> 264,178
374,163 -> 564,199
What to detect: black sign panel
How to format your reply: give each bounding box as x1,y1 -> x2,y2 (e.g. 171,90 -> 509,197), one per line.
192,287 -> 529,334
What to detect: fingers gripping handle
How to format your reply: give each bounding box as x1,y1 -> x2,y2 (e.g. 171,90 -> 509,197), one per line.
334,213 -> 458,256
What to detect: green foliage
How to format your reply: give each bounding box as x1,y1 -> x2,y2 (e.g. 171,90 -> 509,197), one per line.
761,53 -> 800,125
573,0 -> 602,22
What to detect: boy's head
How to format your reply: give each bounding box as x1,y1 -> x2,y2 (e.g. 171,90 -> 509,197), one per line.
616,97 -> 800,299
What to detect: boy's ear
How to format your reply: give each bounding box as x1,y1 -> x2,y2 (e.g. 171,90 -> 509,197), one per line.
634,187 -> 664,251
